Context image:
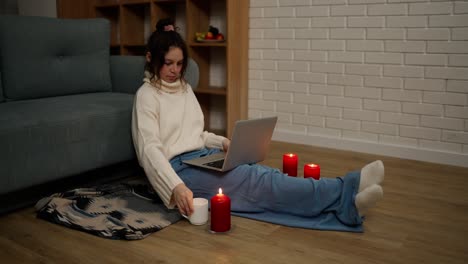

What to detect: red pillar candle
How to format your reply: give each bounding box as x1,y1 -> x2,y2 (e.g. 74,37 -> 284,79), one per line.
210,188 -> 231,233
283,153 -> 298,176
304,163 -> 320,180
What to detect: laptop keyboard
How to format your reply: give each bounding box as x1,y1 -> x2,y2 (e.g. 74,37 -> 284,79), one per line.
203,159 -> 225,169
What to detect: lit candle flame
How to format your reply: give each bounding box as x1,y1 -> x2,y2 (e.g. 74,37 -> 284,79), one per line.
219,188 -> 223,195
308,164 -> 318,168
287,153 -> 295,157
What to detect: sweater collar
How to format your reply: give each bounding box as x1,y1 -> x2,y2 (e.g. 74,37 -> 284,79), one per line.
144,71 -> 185,94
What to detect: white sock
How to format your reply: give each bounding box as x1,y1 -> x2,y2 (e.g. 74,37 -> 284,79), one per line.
355,184 -> 383,217
359,160 -> 384,192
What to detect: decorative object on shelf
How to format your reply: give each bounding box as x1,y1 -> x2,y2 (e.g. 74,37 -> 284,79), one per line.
195,39 -> 225,43
195,25 -> 225,42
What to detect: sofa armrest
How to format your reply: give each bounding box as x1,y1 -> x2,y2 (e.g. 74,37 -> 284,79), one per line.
110,55 -> 145,94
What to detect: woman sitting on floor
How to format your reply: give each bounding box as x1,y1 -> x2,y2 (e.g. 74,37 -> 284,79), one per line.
131,21 -> 384,232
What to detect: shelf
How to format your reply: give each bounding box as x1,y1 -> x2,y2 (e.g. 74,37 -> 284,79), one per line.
94,5 -> 120,45
122,42 -> 146,46
154,0 -> 185,4
120,3 -> 150,50
123,45 -> 146,55
121,0 -> 151,5
194,87 -> 227,95
189,42 -> 227,47
210,129 -> 226,137
94,0 -> 119,7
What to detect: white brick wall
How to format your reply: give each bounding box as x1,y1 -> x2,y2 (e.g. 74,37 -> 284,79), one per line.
249,0 -> 468,167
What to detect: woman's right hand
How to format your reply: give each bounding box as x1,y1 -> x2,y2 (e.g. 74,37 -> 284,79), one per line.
222,138 -> 231,152
172,183 -> 194,216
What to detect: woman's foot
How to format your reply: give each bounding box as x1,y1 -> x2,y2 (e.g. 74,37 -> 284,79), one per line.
359,160 -> 384,192
355,184 -> 383,217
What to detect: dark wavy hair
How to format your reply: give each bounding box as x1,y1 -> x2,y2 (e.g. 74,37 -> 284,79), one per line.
155,17 -> 179,32
145,26 -> 188,85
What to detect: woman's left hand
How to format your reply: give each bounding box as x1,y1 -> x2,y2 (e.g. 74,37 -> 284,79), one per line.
222,138 -> 231,152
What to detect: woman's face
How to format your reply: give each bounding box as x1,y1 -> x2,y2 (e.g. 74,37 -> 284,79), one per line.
160,47 -> 183,83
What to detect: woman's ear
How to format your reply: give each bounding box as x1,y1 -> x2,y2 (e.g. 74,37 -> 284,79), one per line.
146,52 -> 151,63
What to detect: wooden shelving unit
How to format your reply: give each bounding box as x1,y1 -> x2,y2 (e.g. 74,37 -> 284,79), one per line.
57,0 -> 248,137
185,0 -> 249,136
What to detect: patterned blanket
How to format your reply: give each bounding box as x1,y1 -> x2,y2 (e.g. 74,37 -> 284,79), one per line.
35,182 -> 182,240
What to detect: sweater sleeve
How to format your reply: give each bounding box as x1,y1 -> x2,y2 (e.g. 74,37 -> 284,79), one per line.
201,131 -> 227,149
132,89 -> 183,208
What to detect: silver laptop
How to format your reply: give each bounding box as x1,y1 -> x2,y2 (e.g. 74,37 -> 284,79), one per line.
183,116 -> 278,172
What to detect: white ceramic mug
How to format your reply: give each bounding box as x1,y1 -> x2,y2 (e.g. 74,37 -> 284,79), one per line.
182,198 -> 209,225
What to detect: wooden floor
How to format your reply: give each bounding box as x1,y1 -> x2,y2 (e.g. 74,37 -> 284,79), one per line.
1,141 -> 467,264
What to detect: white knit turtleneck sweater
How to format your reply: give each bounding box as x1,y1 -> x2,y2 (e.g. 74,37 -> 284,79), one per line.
131,77 -> 226,208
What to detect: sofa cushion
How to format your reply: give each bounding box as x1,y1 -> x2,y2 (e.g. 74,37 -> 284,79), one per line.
0,15 -> 112,100
110,55 -> 145,94
0,93 -> 135,194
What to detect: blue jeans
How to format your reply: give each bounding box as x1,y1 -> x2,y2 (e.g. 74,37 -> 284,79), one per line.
170,148 -> 363,232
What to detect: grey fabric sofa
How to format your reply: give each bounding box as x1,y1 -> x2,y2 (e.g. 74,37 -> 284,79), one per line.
0,15 -> 199,205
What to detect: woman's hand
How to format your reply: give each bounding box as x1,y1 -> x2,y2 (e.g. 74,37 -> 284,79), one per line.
222,138 -> 231,152
172,183 -> 194,216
